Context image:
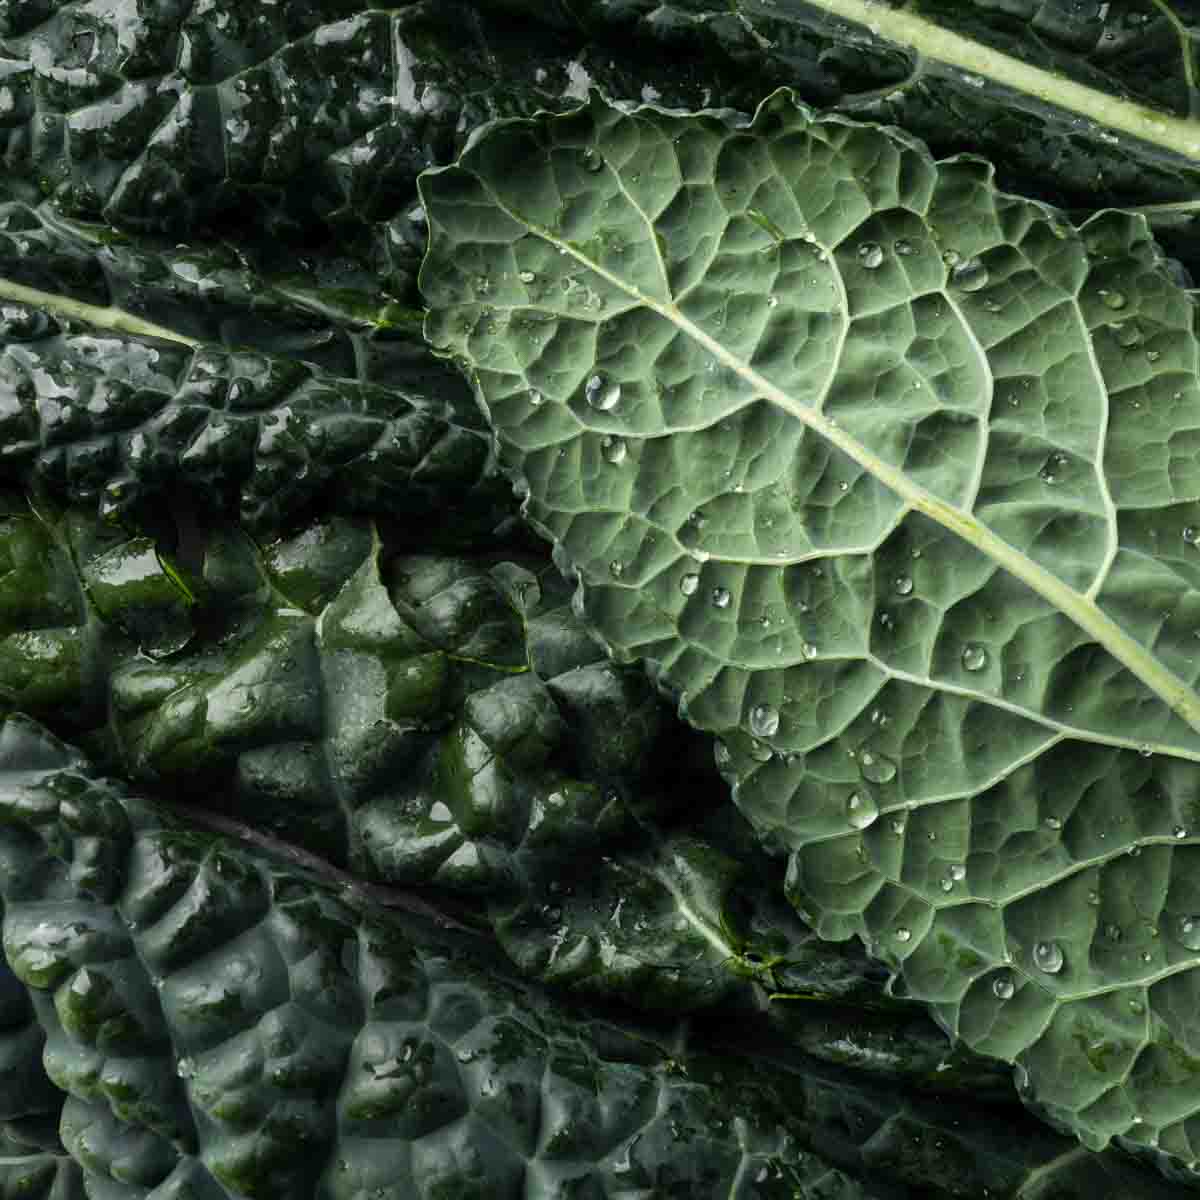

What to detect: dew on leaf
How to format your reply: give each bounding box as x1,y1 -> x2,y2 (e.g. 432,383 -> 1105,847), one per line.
992,975 -> 1015,1000
609,560 -> 624,578
1174,825 -> 1189,839
712,587 -> 732,609
846,790 -> 878,830
585,372 -> 621,410
950,258 -> 988,292
1044,815 -> 1062,830
802,642 -> 818,660
1100,289 -> 1127,310
1184,526 -> 1199,545
941,249 -> 961,267
528,389 -> 544,407
601,435 -> 627,464
961,644 -> 988,672
1033,940 -> 1064,974
893,575 -> 913,596
857,242 -> 884,269
581,148 -> 604,172
1115,323 -> 1142,348
1178,915 -> 1200,951
518,270 -> 536,284
1039,452 -> 1067,483
1106,923 -> 1122,941
950,864 -> 966,881
895,926 -> 912,943
679,572 -> 700,596
748,738 -> 774,762
749,703 -> 780,738
859,750 -> 897,784
940,877 -> 954,892
767,296 -> 779,308
894,238 -> 915,256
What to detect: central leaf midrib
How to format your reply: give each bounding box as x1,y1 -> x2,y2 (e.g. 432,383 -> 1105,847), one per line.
467,154 -> 1200,739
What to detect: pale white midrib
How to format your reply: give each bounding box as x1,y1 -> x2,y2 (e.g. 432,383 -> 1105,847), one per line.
794,0 -> 1200,161
498,199 -> 1200,735
0,275 -> 199,346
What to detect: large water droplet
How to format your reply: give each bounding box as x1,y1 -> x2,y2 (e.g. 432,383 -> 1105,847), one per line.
857,242 -> 884,269
1033,940 -> 1064,974
859,750 -> 897,784
679,572 -> 700,596
961,644 -> 988,672
1100,289 -> 1127,310
747,738 -> 774,762
1177,914 -> 1200,951
950,258 -> 988,292
992,975 -> 1015,1000
950,864 -> 966,881
846,790 -> 879,830
601,435 -> 627,464
894,575 -> 913,596
895,926 -> 912,943
712,587 -> 732,609
585,372 -> 621,410
749,703 -> 780,738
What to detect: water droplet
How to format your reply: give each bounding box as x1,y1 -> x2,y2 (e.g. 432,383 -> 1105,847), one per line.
941,249 -> 961,267
950,864 -> 966,881
1044,815 -> 1063,830
1039,452 -> 1067,484
1115,322 -> 1143,348
890,817 -> 906,835
1174,825 -> 1189,839
1178,915 -> 1200,950
1129,998 -> 1145,1014
1100,289 -> 1127,310
1139,744 -> 1153,757
528,389 -> 544,407
581,148 -> 604,173
894,238 -> 915,256
712,587 -> 732,609
748,738 -> 774,762
749,703 -> 780,738
176,1056 -> 196,1079
992,975 -> 1015,1000
1106,923 -> 1123,941
894,575 -> 913,596
518,270 -> 536,284
601,435 -> 627,464
857,242 -> 884,269
846,790 -> 879,830
1147,349 -> 1161,363
1184,526 -> 1199,545
1087,889 -> 1101,906
961,644 -> 988,672
679,572 -> 700,596
1033,940 -> 1064,974
767,296 -> 779,308
585,372 -> 621,410
859,750 -> 897,784
802,642 -> 818,660
950,258 -> 988,292
940,877 -> 954,892
895,926 -> 912,943
838,480 -> 850,492
609,560 -> 624,578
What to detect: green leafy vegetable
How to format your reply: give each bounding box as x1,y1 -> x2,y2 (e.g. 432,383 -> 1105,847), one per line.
419,85 -> 1200,1167
3,712 -> 1163,1200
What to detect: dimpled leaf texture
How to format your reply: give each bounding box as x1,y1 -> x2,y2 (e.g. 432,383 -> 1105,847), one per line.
419,88 -> 1200,1167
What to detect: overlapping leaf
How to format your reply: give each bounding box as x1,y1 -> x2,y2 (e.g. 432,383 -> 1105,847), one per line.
419,86 -> 1200,1171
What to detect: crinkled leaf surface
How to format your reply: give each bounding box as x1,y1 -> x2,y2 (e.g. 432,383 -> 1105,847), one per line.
3,712 -> 1161,1200
419,87 -> 1200,1167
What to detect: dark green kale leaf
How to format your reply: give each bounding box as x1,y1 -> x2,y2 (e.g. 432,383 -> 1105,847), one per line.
0,713 -> 1189,1200
0,299 -> 512,541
